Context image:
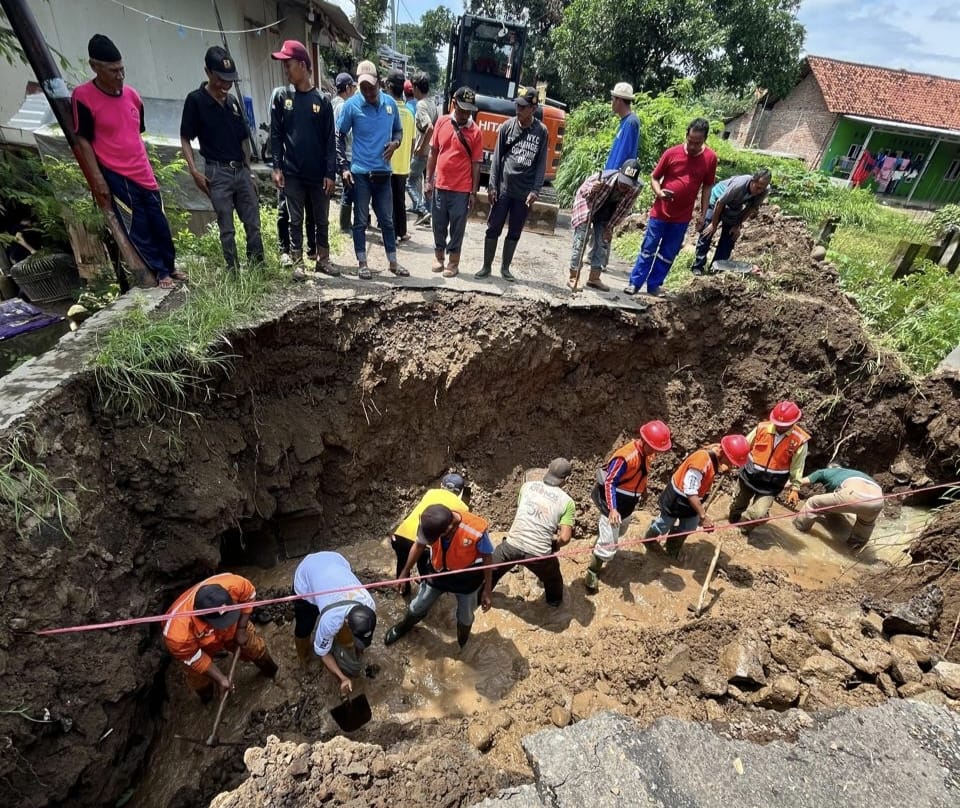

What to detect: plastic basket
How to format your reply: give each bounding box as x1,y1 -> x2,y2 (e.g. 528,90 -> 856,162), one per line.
8,253 -> 80,304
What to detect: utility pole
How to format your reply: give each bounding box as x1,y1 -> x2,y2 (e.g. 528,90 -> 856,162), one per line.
391,0 -> 397,50
0,0 -> 148,289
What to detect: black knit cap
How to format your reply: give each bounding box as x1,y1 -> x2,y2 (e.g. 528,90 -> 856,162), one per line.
89,34 -> 122,63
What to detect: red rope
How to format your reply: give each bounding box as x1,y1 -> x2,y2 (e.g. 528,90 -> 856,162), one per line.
33,480 -> 957,637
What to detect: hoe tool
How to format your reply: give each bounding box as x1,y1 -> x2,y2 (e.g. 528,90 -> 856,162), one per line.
174,650 -> 241,748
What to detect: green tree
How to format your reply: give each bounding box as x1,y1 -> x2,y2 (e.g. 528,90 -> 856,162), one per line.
420,7 -> 456,49
396,22 -> 442,84
550,0 -> 804,105
355,0 -> 389,57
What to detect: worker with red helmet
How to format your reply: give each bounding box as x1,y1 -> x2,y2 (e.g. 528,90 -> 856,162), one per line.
585,420 -> 672,592
645,435 -> 750,558
728,401 -> 811,529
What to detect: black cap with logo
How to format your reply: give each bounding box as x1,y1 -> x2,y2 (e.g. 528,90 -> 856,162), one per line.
205,46 -> 239,82
453,86 -> 478,112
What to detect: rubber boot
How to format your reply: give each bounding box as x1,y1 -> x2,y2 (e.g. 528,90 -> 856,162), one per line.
443,251 -> 460,278
586,267 -> 609,291
255,650 -> 279,679
644,524 -> 665,553
456,622 -> 472,648
664,535 -> 685,559
294,636 -> 313,666
384,611 -> 421,646
583,554 -> 605,593
475,237 -> 497,278
339,202 -> 352,233
500,238 -> 519,281
432,249 -> 445,273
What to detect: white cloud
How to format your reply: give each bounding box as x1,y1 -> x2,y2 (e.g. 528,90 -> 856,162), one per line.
799,0 -> 960,78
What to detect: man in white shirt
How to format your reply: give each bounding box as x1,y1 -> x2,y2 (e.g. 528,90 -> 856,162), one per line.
490,458 -> 576,606
293,551 -> 376,696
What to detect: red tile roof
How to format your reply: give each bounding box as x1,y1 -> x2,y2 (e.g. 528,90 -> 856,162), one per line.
806,55 -> 960,132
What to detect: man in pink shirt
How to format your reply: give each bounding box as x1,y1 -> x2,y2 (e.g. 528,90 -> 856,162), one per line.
72,35 -> 183,288
625,118 -> 716,297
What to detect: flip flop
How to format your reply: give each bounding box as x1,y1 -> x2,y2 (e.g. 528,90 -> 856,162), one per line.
157,277 -> 176,289
389,264 -> 410,277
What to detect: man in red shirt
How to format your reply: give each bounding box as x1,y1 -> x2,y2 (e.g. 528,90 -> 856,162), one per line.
624,118 -> 716,297
424,87 -> 483,277
72,34 -> 183,288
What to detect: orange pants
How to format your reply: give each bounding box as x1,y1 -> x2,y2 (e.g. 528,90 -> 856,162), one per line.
182,624 -> 268,693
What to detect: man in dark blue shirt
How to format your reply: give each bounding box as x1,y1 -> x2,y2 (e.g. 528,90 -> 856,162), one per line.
180,46 -> 263,271
270,40 -> 337,281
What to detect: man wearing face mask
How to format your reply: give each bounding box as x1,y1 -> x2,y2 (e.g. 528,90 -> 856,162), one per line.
180,47 -> 263,271
624,117 -> 717,297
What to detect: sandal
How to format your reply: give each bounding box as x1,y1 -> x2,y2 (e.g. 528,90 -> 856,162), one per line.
157,276 -> 176,289
358,264 -> 372,280
388,263 -> 409,277
170,270 -> 189,282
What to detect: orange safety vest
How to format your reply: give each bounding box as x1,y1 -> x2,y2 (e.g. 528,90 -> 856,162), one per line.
163,573 -> 256,673
747,422 -> 810,473
430,511 -> 489,572
606,440 -> 649,497
671,449 -> 718,500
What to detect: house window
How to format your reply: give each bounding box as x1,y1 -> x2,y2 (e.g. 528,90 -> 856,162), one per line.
945,159 -> 960,183
846,143 -> 863,160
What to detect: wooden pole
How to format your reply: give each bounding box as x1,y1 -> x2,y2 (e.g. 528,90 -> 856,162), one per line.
0,0 -> 148,290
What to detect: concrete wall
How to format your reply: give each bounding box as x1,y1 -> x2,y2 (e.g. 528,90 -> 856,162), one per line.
0,0 -> 320,142
750,74 -> 838,166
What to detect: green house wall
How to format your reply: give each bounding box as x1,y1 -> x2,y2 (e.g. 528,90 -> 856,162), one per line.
821,116 -> 960,205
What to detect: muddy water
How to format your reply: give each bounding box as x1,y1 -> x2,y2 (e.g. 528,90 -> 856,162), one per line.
132,496 -> 932,807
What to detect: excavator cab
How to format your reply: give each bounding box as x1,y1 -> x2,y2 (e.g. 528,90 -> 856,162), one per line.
445,14 -> 565,233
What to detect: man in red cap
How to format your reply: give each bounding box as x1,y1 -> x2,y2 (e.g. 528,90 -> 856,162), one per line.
269,40 -> 337,280
163,573 -> 277,701
585,420 -> 672,592
644,435 -> 750,558
728,401 -> 811,530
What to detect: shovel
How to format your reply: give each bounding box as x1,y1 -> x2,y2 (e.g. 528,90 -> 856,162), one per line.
174,650 -> 241,748
330,693 -> 372,732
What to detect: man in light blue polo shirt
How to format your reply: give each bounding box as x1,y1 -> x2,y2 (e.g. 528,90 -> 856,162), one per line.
336,59 -> 408,280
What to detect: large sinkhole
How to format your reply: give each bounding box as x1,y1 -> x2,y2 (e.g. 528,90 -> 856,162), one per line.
2,286 -> 958,808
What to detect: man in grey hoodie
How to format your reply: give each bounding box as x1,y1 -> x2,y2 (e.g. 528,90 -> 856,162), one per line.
475,88 -> 548,282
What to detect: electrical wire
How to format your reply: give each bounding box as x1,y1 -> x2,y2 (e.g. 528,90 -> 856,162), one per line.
104,0 -> 284,35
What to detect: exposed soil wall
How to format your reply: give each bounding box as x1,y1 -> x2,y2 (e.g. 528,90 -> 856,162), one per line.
1,277 -> 958,807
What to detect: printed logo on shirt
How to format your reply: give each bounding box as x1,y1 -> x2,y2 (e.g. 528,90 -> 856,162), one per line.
284,98 -> 293,110
312,104 -> 321,114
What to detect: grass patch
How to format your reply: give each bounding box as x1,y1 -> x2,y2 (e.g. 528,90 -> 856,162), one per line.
91,205 -> 339,421
0,425 -> 79,537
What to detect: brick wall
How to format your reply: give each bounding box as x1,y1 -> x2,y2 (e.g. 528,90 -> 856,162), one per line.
753,74 -> 838,165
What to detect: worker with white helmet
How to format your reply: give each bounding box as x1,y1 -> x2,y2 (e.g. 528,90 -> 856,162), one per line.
728,401 -> 811,530
605,81 -> 640,171
645,435 -> 751,558
389,472 -> 469,596
585,420 -> 673,592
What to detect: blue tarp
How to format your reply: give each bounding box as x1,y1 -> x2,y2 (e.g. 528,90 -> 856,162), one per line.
0,299 -> 63,341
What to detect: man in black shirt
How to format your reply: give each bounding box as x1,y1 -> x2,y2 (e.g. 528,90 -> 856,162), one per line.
180,46 -> 263,270
270,40 -> 337,281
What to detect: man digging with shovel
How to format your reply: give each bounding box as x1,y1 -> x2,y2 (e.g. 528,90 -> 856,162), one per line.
163,573 -> 278,703
292,551 -> 377,697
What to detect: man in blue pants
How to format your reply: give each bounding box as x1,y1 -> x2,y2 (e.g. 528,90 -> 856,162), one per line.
624,118 -> 716,297
336,60 -> 408,280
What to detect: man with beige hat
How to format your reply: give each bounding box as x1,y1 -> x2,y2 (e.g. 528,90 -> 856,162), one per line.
606,82 -> 640,171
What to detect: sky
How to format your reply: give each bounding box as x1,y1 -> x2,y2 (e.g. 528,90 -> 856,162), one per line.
346,0 -> 960,81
